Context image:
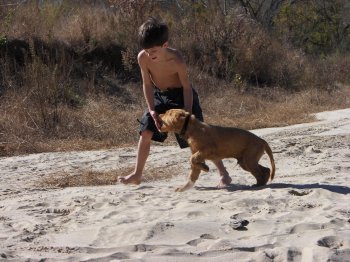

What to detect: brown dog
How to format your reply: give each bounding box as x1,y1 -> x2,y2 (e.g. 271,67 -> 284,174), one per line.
159,109 -> 275,192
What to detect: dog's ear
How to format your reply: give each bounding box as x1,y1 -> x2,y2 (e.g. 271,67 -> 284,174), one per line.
178,110 -> 190,121
184,111 -> 192,120
183,109 -> 190,115
178,111 -> 191,126
179,109 -> 190,117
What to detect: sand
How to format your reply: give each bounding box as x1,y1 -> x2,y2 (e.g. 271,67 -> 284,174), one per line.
0,108 -> 349,261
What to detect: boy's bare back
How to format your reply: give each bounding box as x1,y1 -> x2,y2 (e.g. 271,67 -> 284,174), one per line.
138,47 -> 189,90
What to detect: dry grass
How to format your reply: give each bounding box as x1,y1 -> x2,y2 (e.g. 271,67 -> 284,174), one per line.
40,170 -> 122,188
1,73 -> 349,157
195,71 -> 350,129
39,166 -> 180,188
203,88 -> 350,129
0,89 -> 143,156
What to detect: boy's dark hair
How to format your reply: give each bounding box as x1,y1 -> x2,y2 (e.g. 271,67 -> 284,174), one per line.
138,17 -> 169,49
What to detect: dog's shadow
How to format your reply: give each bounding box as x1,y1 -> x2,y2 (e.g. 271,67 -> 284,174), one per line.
195,183 -> 350,195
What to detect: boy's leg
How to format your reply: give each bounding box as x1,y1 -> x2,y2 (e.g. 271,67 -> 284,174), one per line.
212,160 -> 232,188
118,130 -> 153,185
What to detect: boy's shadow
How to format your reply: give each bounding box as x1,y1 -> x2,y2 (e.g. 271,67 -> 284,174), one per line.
196,183 -> 350,195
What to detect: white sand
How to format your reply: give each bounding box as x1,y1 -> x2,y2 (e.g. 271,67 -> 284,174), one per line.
0,109 -> 349,261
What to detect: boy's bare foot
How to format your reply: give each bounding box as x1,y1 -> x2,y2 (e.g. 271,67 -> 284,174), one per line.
118,173 -> 142,185
217,174 -> 232,188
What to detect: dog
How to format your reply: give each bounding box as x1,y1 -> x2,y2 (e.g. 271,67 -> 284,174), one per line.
159,109 -> 275,192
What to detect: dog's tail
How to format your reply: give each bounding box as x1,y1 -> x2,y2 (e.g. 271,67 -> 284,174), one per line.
264,142 -> 276,181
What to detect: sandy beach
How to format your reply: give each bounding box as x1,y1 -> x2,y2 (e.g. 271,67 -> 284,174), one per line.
1,108 -> 349,261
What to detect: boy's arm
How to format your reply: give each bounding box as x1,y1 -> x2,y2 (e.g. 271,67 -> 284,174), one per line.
138,52 -> 162,130
177,59 -> 193,114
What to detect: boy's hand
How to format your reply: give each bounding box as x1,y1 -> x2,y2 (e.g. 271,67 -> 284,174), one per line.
150,110 -> 162,131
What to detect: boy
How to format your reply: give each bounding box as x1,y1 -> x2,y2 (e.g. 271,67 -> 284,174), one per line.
118,17 -> 232,188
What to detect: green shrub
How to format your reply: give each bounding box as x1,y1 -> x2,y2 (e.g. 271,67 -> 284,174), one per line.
275,0 -> 350,55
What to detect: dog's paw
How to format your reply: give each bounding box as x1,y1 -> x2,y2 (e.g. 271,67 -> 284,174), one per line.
175,186 -> 190,192
199,163 -> 209,172
175,181 -> 194,192
175,187 -> 184,192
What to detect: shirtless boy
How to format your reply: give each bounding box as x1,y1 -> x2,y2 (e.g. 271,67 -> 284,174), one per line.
118,17 -> 232,188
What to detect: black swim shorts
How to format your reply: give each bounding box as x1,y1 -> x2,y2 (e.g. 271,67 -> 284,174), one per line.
138,87 -> 203,149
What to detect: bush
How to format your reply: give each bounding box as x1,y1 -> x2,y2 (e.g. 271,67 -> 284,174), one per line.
171,7 -> 304,89
0,1 -> 349,156
274,0 -> 350,55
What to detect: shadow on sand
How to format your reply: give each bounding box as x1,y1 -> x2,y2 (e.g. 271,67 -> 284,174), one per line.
196,183 -> 350,195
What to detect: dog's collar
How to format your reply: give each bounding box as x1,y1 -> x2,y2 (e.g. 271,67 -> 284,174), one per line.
180,114 -> 191,136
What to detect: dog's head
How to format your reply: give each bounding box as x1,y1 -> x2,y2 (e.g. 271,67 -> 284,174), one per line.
159,109 -> 191,133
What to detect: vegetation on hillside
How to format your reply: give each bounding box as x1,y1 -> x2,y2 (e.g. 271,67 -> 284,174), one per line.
0,0 -> 349,156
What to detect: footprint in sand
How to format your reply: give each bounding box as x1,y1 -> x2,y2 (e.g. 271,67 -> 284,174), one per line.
325,218 -> 348,228
102,211 -> 118,219
186,234 -> 218,246
187,211 -> 204,218
336,209 -> 350,219
288,189 -> 312,196
17,205 -> 35,210
132,244 -> 155,252
45,208 -> 70,215
317,236 -> 344,249
186,238 -> 205,246
87,252 -> 130,260
91,202 -> 108,209
329,249 -> 350,262
290,223 -> 321,234
304,145 -> 322,154
287,248 -> 302,261
146,222 -> 174,240
200,233 -> 217,240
